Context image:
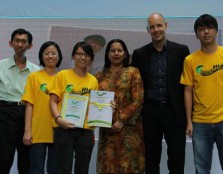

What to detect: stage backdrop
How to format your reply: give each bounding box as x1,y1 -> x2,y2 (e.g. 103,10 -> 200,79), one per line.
0,17 -> 222,68
2,16 -> 222,174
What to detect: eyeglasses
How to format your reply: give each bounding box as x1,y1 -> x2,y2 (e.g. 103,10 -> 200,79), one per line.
75,52 -> 90,58
42,52 -> 58,57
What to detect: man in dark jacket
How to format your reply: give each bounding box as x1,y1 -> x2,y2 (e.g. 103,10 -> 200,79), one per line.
132,13 -> 190,174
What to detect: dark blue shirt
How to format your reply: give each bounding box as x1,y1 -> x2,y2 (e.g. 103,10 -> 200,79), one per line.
146,44 -> 169,102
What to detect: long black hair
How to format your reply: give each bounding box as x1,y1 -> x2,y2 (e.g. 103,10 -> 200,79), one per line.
103,39 -> 130,70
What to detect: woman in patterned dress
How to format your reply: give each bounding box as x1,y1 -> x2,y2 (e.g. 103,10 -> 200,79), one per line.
95,39 -> 145,174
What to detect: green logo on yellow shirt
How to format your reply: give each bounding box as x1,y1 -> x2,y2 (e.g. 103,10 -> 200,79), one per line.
66,85 -> 73,93
40,84 -> 50,95
65,84 -> 90,95
196,64 -> 223,76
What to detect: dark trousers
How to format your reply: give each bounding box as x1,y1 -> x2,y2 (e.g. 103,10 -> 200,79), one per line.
29,143 -> 58,174
0,105 -> 30,174
54,128 -> 94,174
142,102 -> 186,174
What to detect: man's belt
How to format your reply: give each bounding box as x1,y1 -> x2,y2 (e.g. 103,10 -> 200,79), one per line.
0,100 -> 25,106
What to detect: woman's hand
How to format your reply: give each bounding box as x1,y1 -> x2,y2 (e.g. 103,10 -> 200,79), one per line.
56,117 -> 76,129
111,120 -> 123,132
23,129 -> 32,145
110,100 -> 116,113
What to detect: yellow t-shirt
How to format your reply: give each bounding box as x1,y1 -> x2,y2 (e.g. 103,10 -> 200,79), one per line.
22,69 -> 55,143
50,69 -> 98,129
180,46 -> 223,123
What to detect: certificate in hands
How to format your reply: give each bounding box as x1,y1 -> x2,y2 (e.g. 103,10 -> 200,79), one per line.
87,90 -> 114,127
61,93 -> 89,128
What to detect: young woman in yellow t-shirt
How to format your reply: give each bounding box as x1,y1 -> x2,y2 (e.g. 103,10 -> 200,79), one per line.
22,41 -> 63,173
50,41 -> 98,174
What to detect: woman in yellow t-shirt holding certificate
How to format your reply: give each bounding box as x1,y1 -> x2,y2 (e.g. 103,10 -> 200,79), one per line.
50,41 -> 98,174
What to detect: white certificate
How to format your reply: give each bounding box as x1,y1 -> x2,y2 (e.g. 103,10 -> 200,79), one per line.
87,90 -> 114,127
60,93 -> 89,128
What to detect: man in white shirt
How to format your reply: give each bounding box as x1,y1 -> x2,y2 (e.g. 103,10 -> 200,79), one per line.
0,28 -> 40,174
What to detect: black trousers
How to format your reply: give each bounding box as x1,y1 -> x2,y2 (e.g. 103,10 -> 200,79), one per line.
54,127 -> 94,174
142,101 -> 186,174
0,105 -> 30,174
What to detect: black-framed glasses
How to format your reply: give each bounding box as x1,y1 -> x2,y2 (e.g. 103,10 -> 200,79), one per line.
75,52 -> 90,58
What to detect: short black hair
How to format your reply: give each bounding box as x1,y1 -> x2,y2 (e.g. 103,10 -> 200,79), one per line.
11,28 -> 33,44
38,41 -> 63,68
194,14 -> 218,35
84,35 -> 106,47
71,41 -> 94,61
103,39 -> 130,70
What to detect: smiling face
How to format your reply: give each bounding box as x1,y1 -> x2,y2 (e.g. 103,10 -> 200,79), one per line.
73,47 -> 92,69
196,26 -> 217,46
42,45 -> 59,68
108,42 -> 126,67
9,34 -> 32,57
147,13 -> 167,44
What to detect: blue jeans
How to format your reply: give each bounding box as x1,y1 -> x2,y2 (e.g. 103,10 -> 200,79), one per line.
192,122 -> 223,174
30,143 -> 58,174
